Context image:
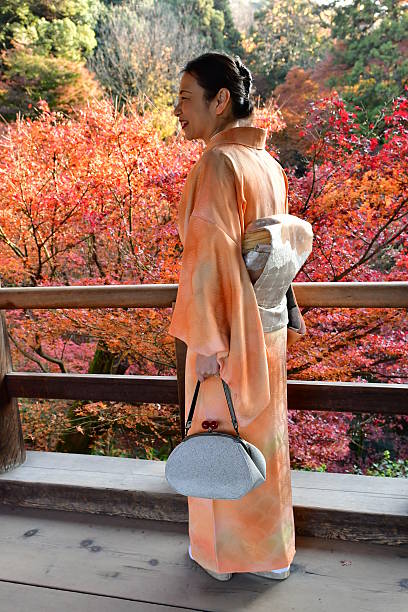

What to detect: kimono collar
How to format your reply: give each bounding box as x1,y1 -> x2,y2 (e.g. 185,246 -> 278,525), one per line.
206,126 -> 267,151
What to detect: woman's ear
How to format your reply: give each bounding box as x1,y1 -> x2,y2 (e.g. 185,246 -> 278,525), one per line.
215,88 -> 231,115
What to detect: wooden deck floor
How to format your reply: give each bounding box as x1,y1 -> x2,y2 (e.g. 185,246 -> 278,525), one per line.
0,505 -> 406,612
1,451 -> 407,545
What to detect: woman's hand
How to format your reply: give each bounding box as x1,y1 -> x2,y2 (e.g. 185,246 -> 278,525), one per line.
196,353 -> 220,382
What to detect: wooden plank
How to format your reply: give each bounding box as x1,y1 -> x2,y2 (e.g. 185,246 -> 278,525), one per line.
0,452 -> 188,523
5,373 -> 179,404
0,506 -> 406,612
287,379 -> 408,415
0,452 -> 406,544
0,284 -> 178,310
294,280 -> 408,308
0,282 -> 407,310
0,297 -> 25,473
0,582 -> 190,612
4,373 -> 407,415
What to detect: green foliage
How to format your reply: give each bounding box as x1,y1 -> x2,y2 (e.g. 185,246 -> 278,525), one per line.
326,0 -> 408,122
296,451 -> 408,477
0,0 -> 101,61
357,450 -> 408,478
0,0 -> 103,119
247,0 -> 332,96
167,0 -> 243,55
0,48 -> 102,120
140,444 -> 173,461
298,463 -> 328,472
213,0 -> 244,55
90,437 -> 134,458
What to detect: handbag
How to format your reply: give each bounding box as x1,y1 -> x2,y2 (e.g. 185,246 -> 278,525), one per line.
165,378 -> 267,499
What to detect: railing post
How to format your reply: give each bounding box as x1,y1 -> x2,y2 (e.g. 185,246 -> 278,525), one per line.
0,292 -> 26,472
172,302 -> 187,440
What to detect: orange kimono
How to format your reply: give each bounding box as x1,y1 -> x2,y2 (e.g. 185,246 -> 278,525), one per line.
169,126 -> 297,573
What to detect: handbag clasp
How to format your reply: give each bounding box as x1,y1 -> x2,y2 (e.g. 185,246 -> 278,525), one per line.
202,420 -> 219,432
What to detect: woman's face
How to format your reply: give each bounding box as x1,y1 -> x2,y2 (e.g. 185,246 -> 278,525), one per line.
173,71 -> 233,143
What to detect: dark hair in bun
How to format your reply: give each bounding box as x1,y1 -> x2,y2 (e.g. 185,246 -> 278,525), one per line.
182,52 -> 254,119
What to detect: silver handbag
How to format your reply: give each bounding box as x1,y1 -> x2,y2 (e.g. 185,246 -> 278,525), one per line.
165,379 -> 266,499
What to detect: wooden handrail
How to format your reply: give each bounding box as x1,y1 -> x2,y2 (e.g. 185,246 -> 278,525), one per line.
3,373 -> 407,415
1,281 -> 407,472
0,281 -> 407,309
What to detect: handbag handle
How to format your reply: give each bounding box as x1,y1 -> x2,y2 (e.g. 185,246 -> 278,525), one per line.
185,379 -> 239,437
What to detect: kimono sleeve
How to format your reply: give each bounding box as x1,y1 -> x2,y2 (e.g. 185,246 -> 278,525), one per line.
168,149 -> 271,425
169,215 -> 240,357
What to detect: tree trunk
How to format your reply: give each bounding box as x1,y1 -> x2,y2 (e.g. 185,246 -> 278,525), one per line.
56,342 -> 129,454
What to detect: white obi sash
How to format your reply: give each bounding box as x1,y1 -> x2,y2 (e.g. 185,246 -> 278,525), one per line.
243,214 -> 313,333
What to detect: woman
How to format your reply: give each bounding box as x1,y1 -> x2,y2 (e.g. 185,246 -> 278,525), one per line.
169,52 -> 296,581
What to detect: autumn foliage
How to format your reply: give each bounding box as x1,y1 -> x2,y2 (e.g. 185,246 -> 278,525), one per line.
0,91 -> 407,470
285,88 -> 408,471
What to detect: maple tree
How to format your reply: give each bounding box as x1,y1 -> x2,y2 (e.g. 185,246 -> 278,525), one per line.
285,87 -> 408,471
0,90 -> 406,472
270,66 -> 330,172
0,98 -> 200,454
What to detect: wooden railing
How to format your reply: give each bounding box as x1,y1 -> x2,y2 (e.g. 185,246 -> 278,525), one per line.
0,281 -> 407,473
